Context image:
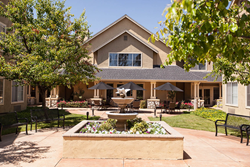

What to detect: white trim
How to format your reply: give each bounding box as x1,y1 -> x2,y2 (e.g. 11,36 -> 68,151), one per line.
245,85 -> 250,109
84,15 -> 166,45
11,81 -> 25,104
225,82 -> 238,107
92,30 -> 159,53
0,77 -> 4,105
108,52 -> 143,67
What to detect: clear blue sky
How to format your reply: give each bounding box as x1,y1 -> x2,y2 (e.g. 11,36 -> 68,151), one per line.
63,0 -> 172,35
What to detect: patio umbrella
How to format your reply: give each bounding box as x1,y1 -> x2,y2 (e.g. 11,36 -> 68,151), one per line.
154,82 -> 183,102
88,82 -> 115,90
118,82 -> 145,90
154,82 -> 183,92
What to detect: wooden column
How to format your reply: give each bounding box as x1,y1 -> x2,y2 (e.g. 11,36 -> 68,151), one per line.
150,82 -> 156,99
219,83 -> 222,99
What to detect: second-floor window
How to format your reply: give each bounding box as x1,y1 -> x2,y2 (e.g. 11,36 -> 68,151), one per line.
109,53 -> 141,67
190,63 -> 206,70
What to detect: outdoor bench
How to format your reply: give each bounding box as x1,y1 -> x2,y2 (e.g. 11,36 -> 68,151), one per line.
215,113 -> 250,144
30,109 -> 65,132
0,111 -> 28,141
246,126 -> 250,146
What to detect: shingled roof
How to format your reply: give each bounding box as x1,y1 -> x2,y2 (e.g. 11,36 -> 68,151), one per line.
95,65 -> 222,82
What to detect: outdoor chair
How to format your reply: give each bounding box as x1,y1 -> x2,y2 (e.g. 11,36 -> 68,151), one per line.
93,100 -> 102,110
168,102 -> 175,113
175,101 -> 182,112
161,101 -> 169,113
132,101 -> 140,112
101,99 -> 110,110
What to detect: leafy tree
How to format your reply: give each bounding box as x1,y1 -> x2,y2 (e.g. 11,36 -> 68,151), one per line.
150,0 -> 250,85
0,0 -> 98,118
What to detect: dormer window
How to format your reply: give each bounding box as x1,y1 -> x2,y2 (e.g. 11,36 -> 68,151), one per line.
190,62 -> 206,70
109,53 -> 141,67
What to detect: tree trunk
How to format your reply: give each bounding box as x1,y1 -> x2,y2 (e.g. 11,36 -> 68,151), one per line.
38,86 -> 49,120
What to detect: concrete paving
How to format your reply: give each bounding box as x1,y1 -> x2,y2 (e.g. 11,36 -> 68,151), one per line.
0,108 -> 249,167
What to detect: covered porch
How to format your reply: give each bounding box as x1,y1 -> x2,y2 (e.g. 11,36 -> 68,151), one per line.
71,80 -> 222,109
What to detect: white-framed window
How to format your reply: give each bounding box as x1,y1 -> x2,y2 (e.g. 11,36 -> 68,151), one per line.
12,81 -> 24,103
109,53 -> 142,67
0,78 -> 4,105
0,22 -> 6,40
226,82 -> 238,106
190,62 -> 206,70
246,85 -> 250,108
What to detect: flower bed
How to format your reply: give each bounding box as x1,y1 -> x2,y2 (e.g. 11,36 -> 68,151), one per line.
57,100 -> 89,108
79,118 -> 168,135
178,102 -> 194,109
159,101 -> 194,109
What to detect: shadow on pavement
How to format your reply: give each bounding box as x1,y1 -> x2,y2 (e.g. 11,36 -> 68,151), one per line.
183,151 -> 192,160
0,141 -> 50,166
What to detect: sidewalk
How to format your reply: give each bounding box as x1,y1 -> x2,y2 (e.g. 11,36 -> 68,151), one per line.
0,108 -> 249,167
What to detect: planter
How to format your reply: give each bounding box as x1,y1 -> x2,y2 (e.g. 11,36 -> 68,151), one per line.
63,120 -> 184,160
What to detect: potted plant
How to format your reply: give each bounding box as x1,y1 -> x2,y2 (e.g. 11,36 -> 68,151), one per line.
168,91 -> 176,102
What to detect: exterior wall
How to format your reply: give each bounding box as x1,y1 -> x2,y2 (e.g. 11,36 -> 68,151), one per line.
0,79 -> 27,113
0,0 -> 27,113
87,17 -> 171,67
222,83 -> 250,116
96,32 -> 154,68
73,82 -> 95,100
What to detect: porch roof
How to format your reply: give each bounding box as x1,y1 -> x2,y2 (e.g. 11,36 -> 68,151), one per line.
95,65 -> 222,82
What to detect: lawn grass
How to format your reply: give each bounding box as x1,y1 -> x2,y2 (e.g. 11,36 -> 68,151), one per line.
149,112 -> 239,135
1,107 -> 100,135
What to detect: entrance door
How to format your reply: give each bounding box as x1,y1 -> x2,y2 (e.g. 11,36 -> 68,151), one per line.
204,89 -> 210,106
106,84 -> 113,100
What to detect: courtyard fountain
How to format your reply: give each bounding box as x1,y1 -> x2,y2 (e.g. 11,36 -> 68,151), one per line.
106,88 -> 138,130
63,89 -> 184,160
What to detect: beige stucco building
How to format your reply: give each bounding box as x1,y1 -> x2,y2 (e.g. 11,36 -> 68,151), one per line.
45,15 -> 222,108
0,0 -> 27,113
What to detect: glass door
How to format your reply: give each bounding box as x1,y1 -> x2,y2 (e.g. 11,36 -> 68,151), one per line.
106,84 -> 114,100
204,89 -> 210,106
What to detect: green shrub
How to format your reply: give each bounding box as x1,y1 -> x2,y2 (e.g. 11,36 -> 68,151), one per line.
193,108 -> 226,122
98,122 -> 113,131
107,119 -> 117,127
130,121 -> 149,134
140,100 -> 146,108
127,117 -> 143,129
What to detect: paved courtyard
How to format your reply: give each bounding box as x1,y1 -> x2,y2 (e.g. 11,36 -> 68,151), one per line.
0,108 -> 249,167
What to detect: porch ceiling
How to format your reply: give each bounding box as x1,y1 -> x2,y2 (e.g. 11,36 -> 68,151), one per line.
95,65 -> 222,82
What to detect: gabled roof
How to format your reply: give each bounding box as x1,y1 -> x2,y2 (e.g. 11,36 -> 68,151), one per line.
84,14 -> 165,45
92,30 -> 159,53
